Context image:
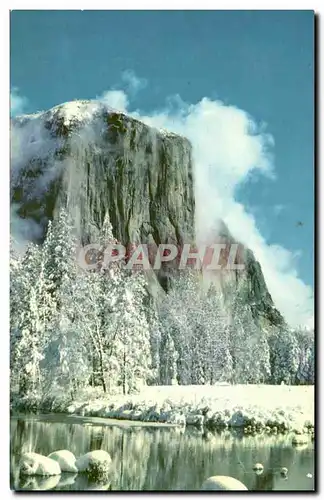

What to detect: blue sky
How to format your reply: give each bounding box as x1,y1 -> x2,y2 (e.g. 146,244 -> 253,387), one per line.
10,10 -> 314,325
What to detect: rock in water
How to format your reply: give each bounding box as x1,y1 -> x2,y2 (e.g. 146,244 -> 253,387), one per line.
280,467 -> 288,477
48,450 -> 78,473
253,463 -> 264,474
201,476 -> 248,491
75,450 -> 112,481
20,452 -> 61,476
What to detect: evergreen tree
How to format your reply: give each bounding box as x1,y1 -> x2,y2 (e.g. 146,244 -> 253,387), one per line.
294,327 -> 315,385
269,325 -> 299,384
10,242 -> 53,397
203,284 -> 233,383
41,208 -> 78,305
159,330 -> 178,385
145,298 -> 162,385
43,269 -> 91,398
110,272 -> 152,394
306,340 -> 315,384
226,278 -> 270,384
78,212 -> 124,392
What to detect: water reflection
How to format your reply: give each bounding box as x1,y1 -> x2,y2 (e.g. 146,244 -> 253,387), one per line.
10,415 -> 315,491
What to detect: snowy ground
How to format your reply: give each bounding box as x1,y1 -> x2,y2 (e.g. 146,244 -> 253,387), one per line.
65,384 -> 314,433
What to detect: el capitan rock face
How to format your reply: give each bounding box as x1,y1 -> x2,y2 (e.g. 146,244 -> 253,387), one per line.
11,100 -> 195,249
11,100 -> 284,326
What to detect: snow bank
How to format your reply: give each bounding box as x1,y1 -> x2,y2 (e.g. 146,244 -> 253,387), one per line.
67,384 -> 314,433
48,450 -> 78,473
20,452 -> 61,476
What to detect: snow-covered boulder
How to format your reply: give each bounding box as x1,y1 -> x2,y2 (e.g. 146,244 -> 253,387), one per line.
48,450 -> 78,473
201,475 -> 248,491
280,467 -> 288,477
253,463 -> 264,475
75,450 -> 112,481
20,452 -> 61,476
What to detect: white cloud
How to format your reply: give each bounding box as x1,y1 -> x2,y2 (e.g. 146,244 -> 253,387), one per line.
10,87 -> 28,116
224,204 -> 313,327
11,74 -> 314,328
109,82 -> 312,328
122,70 -> 147,93
97,90 -> 129,112
273,204 -> 285,215
96,71 -> 146,112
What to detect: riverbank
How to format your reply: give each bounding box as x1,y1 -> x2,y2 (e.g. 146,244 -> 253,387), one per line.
11,384 -> 314,433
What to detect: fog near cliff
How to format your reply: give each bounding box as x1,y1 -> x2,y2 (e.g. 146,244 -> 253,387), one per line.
98,80 -> 313,329
10,82 -> 314,329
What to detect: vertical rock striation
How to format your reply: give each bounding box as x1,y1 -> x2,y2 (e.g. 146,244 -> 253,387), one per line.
10,100 -> 284,325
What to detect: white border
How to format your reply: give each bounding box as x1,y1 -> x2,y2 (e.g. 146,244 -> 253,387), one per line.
2,3 -> 320,499
1,2 -> 322,9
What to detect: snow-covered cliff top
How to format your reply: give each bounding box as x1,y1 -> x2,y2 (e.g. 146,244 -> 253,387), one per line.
13,99 -> 179,139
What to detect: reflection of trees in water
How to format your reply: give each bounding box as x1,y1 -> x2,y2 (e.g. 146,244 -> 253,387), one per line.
89,428 -> 103,450
10,418 -> 315,491
254,469 -> 275,491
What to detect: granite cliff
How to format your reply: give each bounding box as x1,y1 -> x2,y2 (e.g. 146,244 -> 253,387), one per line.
11,100 -> 284,326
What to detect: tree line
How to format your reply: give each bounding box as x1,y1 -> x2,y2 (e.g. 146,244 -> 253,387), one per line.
10,208 -> 314,405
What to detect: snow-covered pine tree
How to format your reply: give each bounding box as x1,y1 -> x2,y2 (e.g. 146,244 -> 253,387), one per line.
294,326 -> 315,385
10,241 -> 52,398
159,271 -> 233,385
269,325 -> 299,384
228,280 -> 255,383
159,271 -> 198,385
251,322 -> 271,384
306,338 -> 315,384
10,237 -> 22,391
75,264 -> 122,393
145,296 -> 162,385
42,207 -> 93,395
226,277 -> 270,384
110,271 -> 152,394
43,267 -> 92,399
203,283 -> 233,384
78,212 -> 124,393
41,207 -> 79,305
159,330 -> 178,385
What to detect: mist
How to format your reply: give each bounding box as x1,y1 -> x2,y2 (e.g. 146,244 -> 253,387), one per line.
9,85 -> 314,328
98,82 -> 313,328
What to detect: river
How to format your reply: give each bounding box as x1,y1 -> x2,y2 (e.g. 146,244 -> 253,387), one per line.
10,414 -> 315,491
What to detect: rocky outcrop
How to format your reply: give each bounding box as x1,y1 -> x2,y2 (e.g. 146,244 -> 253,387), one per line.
10,100 -> 284,326
209,220 -> 284,326
11,101 -> 194,250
